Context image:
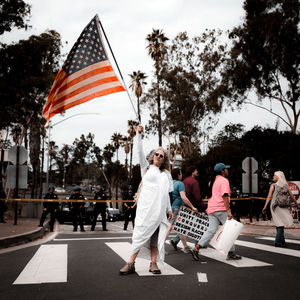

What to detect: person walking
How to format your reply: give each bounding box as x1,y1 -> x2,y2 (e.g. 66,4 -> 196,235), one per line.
0,186 -> 7,223
166,168 -> 198,253
191,163 -> 242,261
91,185 -> 108,231
120,124 -> 173,275
183,166 -> 205,212
262,171 -> 299,247
38,186 -> 59,232
70,187 -> 85,232
123,186 -> 136,231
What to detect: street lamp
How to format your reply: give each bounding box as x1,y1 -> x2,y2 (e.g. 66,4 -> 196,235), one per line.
45,113 -> 101,189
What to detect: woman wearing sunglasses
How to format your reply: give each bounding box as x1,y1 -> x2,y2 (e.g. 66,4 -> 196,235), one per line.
120,124 -> 173,275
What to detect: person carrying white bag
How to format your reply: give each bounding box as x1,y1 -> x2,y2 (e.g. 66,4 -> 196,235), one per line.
190,163 -> 242,261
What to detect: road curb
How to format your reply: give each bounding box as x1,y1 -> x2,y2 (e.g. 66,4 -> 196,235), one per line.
0,222 -> 50,249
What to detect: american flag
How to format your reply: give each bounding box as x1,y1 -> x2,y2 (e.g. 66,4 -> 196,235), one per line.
43,15 -> 125,124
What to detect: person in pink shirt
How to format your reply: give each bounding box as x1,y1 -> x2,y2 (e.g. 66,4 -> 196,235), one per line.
190,163 -> 242,261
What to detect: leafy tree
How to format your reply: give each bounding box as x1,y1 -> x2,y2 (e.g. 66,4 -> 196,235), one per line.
144,30 -> 229,158
128,71 -> 147,121
111,132 -> 123,162
220,0 -> 300,133
0,0 -> 31,35
127,120 -> 138,178
146,29 -> 169,146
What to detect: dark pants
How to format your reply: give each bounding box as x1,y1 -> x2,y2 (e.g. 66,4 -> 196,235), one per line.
39,208 -> 57,230
254,200 -> 266,221
0,201 -> 6,222
72,209 -> 84,231
275,226 -> 285,246
91,209 -> 107,230
124,207 -> 136,230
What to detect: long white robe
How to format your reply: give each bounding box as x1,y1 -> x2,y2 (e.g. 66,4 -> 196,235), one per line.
131,133 -> 172,262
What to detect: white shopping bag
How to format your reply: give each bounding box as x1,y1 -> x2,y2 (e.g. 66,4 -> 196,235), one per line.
209,219 -> 243,255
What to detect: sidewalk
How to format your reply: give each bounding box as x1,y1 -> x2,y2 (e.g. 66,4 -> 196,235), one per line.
0,217 -> 49,249
1,217 -> 300,249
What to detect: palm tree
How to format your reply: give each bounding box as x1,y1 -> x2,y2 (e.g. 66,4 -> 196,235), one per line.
111,132 -> 123,162
146,29 -> 169,146
127,120 -> 139,179
128,71 -> 147,122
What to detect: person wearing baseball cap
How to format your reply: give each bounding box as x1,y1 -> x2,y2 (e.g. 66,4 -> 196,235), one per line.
190,162 -> 242,261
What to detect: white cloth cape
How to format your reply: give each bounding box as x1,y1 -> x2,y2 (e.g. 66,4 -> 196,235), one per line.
131,133 -> 172,262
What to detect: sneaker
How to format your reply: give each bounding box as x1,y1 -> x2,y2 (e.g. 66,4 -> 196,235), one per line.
149,262 -> 161,274
183,247 -> 190,254
120,262 -> 135,275
170,240 -> 178,250
190,249 -> 200,261
226,252 -> 242,260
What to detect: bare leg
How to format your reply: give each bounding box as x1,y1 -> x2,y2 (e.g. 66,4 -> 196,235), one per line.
180,234 -> 188,249
128,251 -> 139,263
150,246 -> 158,262
165,223 -> 173,240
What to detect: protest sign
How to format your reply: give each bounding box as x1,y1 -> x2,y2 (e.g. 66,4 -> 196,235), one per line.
173,207 -> 209,241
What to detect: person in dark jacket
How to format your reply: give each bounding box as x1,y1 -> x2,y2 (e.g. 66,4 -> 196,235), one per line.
91,185 -> 108,231
70,186 -> 85,232
0,186 -> 7,223
38,186 -> 59,231
122,187 -> 136,230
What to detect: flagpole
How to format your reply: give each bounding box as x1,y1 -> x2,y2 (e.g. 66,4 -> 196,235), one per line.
97,15 -> 140,122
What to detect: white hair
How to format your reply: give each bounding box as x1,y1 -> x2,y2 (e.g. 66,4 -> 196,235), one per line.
274,171 -> 288,187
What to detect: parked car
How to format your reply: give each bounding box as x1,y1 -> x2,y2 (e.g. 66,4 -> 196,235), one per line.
107,208 -> 122,222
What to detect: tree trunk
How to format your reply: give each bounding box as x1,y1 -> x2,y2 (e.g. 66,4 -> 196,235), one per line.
29,115 -> 41,198
129,140 -> 133,179
155,61 -> 162,147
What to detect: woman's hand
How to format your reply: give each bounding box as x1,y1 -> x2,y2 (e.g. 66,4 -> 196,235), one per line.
262,207 -> 266,214
137,124 -> 143,134
168,211 -> 173,221
191,206 -> 198,213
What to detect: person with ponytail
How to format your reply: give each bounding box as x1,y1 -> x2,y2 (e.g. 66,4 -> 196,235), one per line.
262,171 -> 299,247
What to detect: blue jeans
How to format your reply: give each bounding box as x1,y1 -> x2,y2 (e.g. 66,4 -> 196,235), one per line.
275,226 -> 285,246
197,211 -> 235,252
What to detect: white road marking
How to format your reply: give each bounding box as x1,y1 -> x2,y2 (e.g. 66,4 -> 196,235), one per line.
256,236 -> 300,245
234,240 -> 300,258
13,244 -> 67,284
176,241 -> 272,268
197,272 -> 208,283
106,242 -> 183,276
54,236 -> 132,241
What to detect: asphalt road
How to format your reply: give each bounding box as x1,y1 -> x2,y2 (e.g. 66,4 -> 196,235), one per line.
1,222 -> 300,300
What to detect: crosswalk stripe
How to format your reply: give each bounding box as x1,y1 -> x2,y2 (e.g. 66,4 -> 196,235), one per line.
13,244 -> 68,285
54,236 -> 131,241
106,242 -> 183,276
234,240 -> 300,257
181,241 -> 272,268
197,272 -> 208,283
256,236 -> 300,245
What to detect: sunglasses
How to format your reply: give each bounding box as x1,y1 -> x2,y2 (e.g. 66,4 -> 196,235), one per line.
155,152 -> 164,159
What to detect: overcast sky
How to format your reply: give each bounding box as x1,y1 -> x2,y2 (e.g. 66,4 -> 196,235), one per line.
2,0 -> 290,165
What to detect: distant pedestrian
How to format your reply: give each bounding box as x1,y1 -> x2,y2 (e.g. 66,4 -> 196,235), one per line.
167,168 -> 198,253
191,163 -> 242,261
262,171 -> 299,247
70,187 -> 85,232
119,124 -> 173,275
38,186 -> 59,232
0,186 -> 7,223
91,185 -> 108,231
183,166 -> 205,212
122,186 -> 136,231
